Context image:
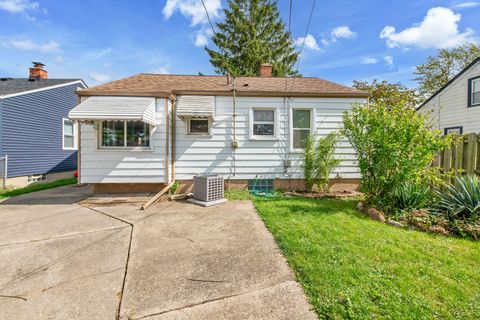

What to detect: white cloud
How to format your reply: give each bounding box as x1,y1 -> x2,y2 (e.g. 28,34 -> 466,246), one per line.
151,67 -> 169,74
380,7 -> 475,49
89,72 -> 111,83
194,31 -> 208,47
163,0 -> 221,26
3,38 -> 60,52
362,57 -> 378,65
0,0 -> 45,20
384,55 -> 394,67
453,2 -> 480,9
321,26 -> 357,46
295,34 -> 321,51
0,0 -> 38,13
331,26 -> 357,40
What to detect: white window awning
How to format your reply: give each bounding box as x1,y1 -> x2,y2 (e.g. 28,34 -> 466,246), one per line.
176,95 -> 214,118
68,96 -> 158,126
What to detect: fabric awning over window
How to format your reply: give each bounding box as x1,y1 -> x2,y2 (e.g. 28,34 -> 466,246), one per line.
176,95 -> 214,118
68,96 -> 158,126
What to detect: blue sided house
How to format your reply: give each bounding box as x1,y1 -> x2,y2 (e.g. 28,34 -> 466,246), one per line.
0,62 -> 87,187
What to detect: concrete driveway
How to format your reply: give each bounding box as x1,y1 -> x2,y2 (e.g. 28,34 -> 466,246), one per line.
0,185 -> 316,320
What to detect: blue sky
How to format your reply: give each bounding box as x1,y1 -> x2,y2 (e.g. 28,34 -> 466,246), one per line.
0,0 -> 479,87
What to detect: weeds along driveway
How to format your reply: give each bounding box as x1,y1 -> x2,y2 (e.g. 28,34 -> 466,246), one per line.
0,186 -> 316,320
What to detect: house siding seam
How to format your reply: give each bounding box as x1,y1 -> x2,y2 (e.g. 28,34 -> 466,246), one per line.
421,61 -> 480,133
1,82 -> 85,178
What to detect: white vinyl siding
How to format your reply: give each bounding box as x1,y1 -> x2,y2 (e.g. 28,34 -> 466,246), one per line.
174,96 -> 363,180
79,95 -> 364,183
421,61 -> 480,133
79,97 -> 167,183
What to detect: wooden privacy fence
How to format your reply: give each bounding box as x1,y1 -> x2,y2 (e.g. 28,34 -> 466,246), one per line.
433,133 -> 480,175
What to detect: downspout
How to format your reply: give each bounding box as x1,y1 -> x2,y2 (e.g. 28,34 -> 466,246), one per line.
76,94 -> 81,185
171,96 -> 176,182
231,76 -> 238,177
164,98 -> 170,184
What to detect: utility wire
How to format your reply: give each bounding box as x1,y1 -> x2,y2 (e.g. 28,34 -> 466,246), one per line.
284,0 -> 293,91
200,0 -> 216,35
289,0 -> 316,92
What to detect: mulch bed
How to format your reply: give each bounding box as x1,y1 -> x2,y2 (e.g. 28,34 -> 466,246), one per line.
285,190 -> 362,199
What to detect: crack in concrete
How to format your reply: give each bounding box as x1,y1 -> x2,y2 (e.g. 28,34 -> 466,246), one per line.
133,281 -> 296,319
187,278 -> 226,283
0,228 -> 126,291
79,204 -> 134,320
41,267 -> 124,293
0,226 -> 129,248
0,294 -> 27,301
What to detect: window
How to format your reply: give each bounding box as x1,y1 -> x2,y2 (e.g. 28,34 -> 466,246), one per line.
188,118 -> 210,135
251,109 -> 276,138
100,120 -> 150,148
444,126 -> 463,135
63,118 -> 76,150
292,109 -> 312,149
470,77 -> 480,107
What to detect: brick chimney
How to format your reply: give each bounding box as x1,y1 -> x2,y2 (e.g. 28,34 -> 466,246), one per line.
29,62 -> 48,79
259,63 -> 272,77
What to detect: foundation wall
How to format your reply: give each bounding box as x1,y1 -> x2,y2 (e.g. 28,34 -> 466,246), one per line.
6,170 -> 76,188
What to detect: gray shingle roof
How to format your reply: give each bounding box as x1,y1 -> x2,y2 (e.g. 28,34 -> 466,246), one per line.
0,78 -> 82,96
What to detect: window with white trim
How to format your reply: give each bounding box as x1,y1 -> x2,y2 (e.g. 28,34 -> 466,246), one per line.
471,78 -> 480,106
188,118 -> 210,135
252,109 -> 275,137
63,118 -> 76,150
292,109 -> 312,149
100,120 -> 150,148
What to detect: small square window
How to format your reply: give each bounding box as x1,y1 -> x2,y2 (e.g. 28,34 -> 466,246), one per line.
444,126 -> 463,135
188,118 -> 210,135
251,109 -> 276,138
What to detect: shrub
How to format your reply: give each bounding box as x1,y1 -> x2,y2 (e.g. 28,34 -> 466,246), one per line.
392,183 -> 431,211
303,132 -> 340,192
434,175 -> 480,222
342,98 -> 450,211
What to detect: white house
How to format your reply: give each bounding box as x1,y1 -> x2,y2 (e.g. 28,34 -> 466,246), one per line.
69,64 -> 368,193
418,57 -> 480,134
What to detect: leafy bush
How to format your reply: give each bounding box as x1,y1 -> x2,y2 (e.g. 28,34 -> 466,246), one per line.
392,183 -> 431,211
342,98 -> 450,211
303,132 -> 340,192
434,175 -> 480,222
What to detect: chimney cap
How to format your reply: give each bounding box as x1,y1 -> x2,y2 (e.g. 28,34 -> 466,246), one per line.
32,62 -> 45,67
260,63 -> 272,67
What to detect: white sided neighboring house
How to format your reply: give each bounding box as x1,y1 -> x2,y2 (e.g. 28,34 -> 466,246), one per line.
68,64 -> 368,193
418,57 -> 480,135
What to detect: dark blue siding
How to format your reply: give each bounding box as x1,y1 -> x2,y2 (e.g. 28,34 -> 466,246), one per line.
1,82 -> 84,178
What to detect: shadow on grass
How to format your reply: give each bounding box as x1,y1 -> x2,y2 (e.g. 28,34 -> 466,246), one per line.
254,196 -> 365,218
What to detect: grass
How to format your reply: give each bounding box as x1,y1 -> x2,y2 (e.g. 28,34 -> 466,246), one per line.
0,178 -> 77,199
253,196 -> 480,319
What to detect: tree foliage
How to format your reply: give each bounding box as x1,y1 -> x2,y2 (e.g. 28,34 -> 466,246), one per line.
303,132 -> 340,192
342,98 -> 450,210
415,43 -> 480,98
205,0 -> 299,76
352,79 -> 420,109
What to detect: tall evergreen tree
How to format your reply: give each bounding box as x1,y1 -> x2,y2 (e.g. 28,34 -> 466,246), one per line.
205,0 -> 299,77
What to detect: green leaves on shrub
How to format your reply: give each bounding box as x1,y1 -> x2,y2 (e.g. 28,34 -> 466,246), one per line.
342,98 -> 450,211
303,132 -> 340,192
392,183 -> 431,211
434,175 -> 480,222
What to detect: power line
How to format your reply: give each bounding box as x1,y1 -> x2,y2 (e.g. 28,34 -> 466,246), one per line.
284,0 -> 293,91
200,0 -> 216,35
289,0 -> 316,92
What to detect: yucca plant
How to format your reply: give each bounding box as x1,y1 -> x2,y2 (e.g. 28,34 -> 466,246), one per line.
434,175 -> 480,221
392,182 -> 431,211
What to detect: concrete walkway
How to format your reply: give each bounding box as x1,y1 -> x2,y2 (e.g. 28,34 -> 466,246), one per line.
0,186 -> 317,319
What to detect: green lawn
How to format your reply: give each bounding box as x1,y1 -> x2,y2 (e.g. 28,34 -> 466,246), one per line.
0,178 -> 77,199
253,196 -> 480,320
